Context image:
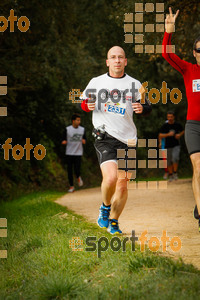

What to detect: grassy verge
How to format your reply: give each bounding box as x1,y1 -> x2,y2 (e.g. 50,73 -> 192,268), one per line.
0,191 -> 200,299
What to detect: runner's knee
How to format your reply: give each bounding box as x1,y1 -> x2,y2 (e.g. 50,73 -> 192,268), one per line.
103,175 -> 117,187
191,158 -> 200,177
193,163 -> 200,178
116,179 -> 128,193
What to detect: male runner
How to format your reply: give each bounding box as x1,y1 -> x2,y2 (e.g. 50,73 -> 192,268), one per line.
81,46 -> 151,234
158,119 -> 169,180
162,8 -> 200,230
62,113 -> 86,192
159,111 -> 184,181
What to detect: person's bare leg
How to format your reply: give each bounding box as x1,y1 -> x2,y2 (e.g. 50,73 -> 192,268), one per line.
100,165 -> 129,220
173,162 -> 178,173
168,164 -> 173,174
168,164 -> 173,180
100,161 -> 118,206
110,176 -> 128,220
190,153 -> 200,213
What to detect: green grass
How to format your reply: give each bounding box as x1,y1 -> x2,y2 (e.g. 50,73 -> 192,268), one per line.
0,191 -> 200,299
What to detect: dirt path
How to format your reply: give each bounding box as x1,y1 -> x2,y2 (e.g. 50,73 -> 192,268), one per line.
55,179 -> 200,269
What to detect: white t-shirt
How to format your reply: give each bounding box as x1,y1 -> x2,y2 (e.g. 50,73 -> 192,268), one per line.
65,125 -> 85,156
80,73 -> 142,145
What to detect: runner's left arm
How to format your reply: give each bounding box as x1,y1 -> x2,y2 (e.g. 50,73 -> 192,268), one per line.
139,96 -> 152,116
133,96 -> 152,116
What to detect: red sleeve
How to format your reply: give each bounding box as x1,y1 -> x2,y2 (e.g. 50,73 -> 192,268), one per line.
162,32 -> 189,75
81,99 -> 90,112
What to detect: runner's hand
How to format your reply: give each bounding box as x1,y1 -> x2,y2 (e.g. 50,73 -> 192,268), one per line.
168,131 -> 175,137
87,102 -> 96,111
132,102 -> 143,114
87,94 -> 96,111
175,133 -> 181,139
165,7 -> 179,33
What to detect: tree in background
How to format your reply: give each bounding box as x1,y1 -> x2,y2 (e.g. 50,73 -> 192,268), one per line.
0,0 -> 198,199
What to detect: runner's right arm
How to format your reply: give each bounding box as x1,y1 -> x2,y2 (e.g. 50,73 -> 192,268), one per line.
80,78 -> 96,112
81,99 -> 95,112
61,129 -> 67,145
81,99 -> 91,112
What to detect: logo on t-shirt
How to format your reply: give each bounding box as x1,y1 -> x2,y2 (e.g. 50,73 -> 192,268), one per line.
193,79 -> 200,92
70,134 -> 82,142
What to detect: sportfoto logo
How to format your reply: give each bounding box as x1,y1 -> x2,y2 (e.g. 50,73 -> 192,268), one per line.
1,138 -> 46,160
124,2 -> 176,54
69,81 -> 182,106
69,230 -> 182,258
0,9 -> 30,32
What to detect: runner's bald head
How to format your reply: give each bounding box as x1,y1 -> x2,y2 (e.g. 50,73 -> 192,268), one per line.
107,46 -> 126,58
106,46 -> 127,77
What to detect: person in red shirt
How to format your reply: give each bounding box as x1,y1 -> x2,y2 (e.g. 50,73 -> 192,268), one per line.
162,7 -> 200,231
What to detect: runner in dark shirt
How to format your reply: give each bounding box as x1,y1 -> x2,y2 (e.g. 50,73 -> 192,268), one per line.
159,111 -> 184,181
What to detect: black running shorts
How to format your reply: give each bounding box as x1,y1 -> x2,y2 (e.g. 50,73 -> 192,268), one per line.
94,133 -> 136,171
185,120 -> 200,155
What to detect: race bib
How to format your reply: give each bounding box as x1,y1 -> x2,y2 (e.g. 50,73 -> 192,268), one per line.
104,101 -> 126,117
193,79 -> 200,92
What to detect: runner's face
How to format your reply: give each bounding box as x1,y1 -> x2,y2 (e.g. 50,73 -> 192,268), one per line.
193,41 -> 200,66
167,114 -> 175,124
106,47 -> 127,78
73,118 -> 81,128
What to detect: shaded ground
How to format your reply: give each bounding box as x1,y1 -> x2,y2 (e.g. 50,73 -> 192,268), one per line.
56,179 -> 200,269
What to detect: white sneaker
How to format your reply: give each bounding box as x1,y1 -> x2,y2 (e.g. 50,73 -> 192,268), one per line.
68,186 -> 75,192
77,177 -> 83,187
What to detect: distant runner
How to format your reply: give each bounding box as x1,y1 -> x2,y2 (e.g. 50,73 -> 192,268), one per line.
62,113 -> 86,192
159,111 -> 184,182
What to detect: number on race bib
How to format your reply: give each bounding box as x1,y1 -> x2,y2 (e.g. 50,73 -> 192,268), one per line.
193,79 -> 200,92
107,105 -> 125,116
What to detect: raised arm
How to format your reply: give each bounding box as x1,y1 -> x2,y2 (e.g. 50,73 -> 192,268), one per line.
162,7 -> 188,75
165,7 -> 179,34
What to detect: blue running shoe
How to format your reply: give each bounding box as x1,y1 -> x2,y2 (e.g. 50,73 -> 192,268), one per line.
107,219 -> 122,235
97,204 -> 111,228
